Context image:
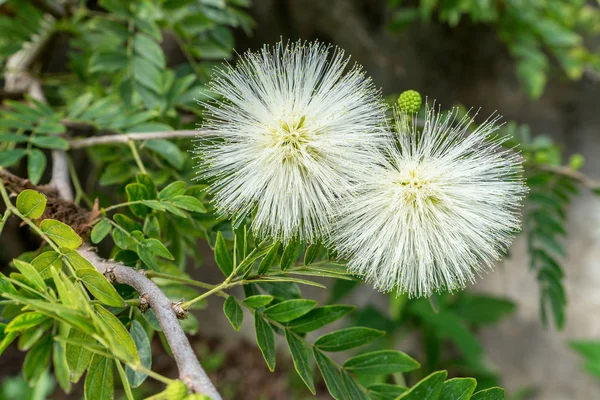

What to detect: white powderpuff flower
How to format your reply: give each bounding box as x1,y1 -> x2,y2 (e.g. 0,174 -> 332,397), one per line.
196,40 -> 388,243
331,107 -> 527,297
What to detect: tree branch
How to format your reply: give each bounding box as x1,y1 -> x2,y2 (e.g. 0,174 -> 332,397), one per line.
69,130 -> 204,149
78,246 -> 222,400
536,164 -> 600,191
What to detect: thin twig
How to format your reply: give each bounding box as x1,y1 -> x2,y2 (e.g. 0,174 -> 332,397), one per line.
535,164 -> 600,191
78,246 -> 222,400
69,130 -> 203,149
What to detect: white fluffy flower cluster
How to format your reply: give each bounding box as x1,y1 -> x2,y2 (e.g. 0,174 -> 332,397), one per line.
197,40 -> 526,297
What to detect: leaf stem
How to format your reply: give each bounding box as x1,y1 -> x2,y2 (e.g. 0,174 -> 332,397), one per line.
128,139 -> 147,174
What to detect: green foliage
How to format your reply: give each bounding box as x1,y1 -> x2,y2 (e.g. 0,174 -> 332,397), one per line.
0,0 -> 591,398
388,0 -> 600,98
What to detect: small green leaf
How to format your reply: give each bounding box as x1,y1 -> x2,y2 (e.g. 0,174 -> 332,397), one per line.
144,139 -> 185,170
343,350 -> 420,375
61,247 -> 95,271
114,213 -> 142,232
0,330 -> 18,357
255,313 -> 276,371
313,349 -> 346,400
40,219 -> 82,249
0,148 -> 26,167
31,251 -> 61,279
133,33 -> 166,68
396,370 -> 447,400
171,195 -> 207,213
288,305 -> 355,333
95,305 -> 139,363
141,238 -> 174,260
304,243 -> 320,265
31,135 -> 69,150
85,355 -> 114,400
53,340 -> 72,393
16,189 -> 46,219
132,56 -> 162,93
0,133 -> 27,142
264,299 -> 317,323
470,387 -> 506,400
66,329 -> 93,383
136,173 -> 157,198
126,183 -> 151,218
13,259 -> 46,292
439,378 -> 477,400
23,335 -> 52,385
223,296 -> 243,331
76,268 -> 124,307
158,181 -> 186,200
342,370 -> 369,400
126,320 -> 152,388
35,122 -> 66,135
280,239 -> 300,270
91,220 -> 112,244
27,149 -> 46,185
5,312 -> 47,332
367,384 -> 407,400
215,231 -> 233,277
258,241 -> 280,275
243,295 -> 274,308
285,329 -> 315,394
315,327 -> 384,352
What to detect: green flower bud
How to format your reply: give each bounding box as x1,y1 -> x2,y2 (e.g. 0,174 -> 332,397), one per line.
569,154 -> 584,170
397,90 -> 422,114
165,380 -> 188,400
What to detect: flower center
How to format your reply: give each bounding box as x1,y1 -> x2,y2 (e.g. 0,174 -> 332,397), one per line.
394,166 -> 438,205
270,115 -> 310,159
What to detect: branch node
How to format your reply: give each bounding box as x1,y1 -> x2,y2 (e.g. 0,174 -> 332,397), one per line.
103,265 -> 116,283
181,375 -> 194,392
172,299 -> 189,320
139,292 -> 150,313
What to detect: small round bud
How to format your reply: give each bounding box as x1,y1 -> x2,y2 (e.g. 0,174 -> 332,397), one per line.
397,90 -> 422,114
164,380 -> 188,400
184,395 -> 212,400
569,154 -> 584,170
